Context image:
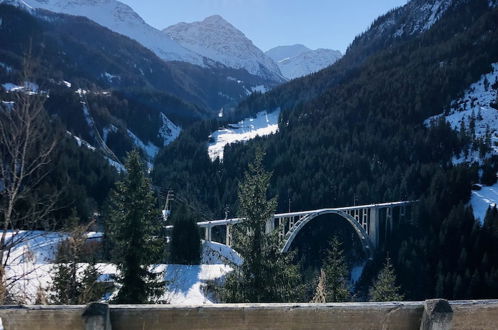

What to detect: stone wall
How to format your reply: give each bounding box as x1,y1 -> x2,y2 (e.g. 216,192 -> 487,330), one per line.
0,300 -> 497,330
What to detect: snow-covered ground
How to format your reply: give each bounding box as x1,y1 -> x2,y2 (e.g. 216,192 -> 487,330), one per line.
471,183 -> 498,224
350,263 -> 365,287
2,81 -> 40,94
4,231 -> 240,305
426,63 -> 498,222
208,108 -> 281,161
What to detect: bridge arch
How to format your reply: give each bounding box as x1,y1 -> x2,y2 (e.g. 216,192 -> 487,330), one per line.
280,209 -> 374,260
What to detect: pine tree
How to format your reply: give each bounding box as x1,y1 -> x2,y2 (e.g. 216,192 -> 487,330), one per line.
311,269 -> 327,303
222,149 -> 302,303
80,262 -> 106,303
106,150 -> 165,304
369,257 -> 404,302
170,204 -> 201,265
50,221 -> 106,304
50,262 -> 81,304
322,237 -> 350,302
50,227 -> 84,304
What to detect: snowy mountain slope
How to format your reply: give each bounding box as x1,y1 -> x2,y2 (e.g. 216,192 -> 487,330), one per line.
208,108 -> 280,161
268,47 -> 342,80
425,63 -> 498,163
265,44 -> 311,63
426,63 -> 498,222
164,15 -> 284,82
365,0 -> 453,41
0,0 -> 204,65
346,0 -> 460,66
471,183 -> 498,224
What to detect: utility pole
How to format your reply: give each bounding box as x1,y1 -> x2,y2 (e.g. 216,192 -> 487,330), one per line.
288,188 -> 292,213
224,204 -> 230,219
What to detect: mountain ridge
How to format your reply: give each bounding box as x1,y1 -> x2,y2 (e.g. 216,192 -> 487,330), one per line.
164,15 -> 284,82
266,45 -> 342,79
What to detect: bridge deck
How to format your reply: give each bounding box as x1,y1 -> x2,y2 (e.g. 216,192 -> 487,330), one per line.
165,201 -> 414,229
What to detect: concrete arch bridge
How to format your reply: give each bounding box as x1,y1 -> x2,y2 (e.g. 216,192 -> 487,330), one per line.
166,201 -> 415,260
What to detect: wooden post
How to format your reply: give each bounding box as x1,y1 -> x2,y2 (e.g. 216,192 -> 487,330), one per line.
420,299 -> 453,330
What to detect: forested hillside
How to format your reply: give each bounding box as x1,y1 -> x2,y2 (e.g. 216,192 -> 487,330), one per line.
153,0 -> 498,300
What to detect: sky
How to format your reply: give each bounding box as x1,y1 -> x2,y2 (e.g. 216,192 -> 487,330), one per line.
119,0 -> 408,53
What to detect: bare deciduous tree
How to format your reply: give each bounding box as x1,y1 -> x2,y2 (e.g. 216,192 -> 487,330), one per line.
0,55 -> 58,303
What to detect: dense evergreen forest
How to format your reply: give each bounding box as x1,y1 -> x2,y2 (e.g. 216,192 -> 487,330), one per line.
2,0 -> 498,304
153,0 -> 498,300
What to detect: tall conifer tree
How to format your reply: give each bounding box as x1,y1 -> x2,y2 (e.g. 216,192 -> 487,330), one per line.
369,257 -> 404,302
106,150 -> 164,304
223,149 -> 301,303
322,237 -> 350,302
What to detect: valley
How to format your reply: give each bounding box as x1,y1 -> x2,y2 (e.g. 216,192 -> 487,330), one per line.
0,0 -> 498,320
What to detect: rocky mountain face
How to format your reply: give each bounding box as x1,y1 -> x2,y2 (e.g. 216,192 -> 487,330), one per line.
164,15 -> 284,82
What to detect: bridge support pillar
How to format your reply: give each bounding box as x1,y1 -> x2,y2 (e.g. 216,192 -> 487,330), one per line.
205,226 -> 212,242
362,209 -> 368,231
386,207 -> 393,233
226,225 -> 232,246
369,207 -> 379,249
265,218 -> 274,234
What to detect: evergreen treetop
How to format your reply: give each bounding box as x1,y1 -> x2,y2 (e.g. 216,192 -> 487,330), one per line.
106,149 -> 165,304
369,257 -> 404,302
222,149 -> 301,303
322,237 -> 350,302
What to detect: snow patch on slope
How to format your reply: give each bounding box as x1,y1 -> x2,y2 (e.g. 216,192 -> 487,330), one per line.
425,63 -> 498,163
425,63 -> 498,222
102,124 -> 117,143
368,0 -> 452,42
208,108 -> 281,161
2,81 -> 39,94
276,48 -> 342,80
126,113 -> 180,164
127,129 -> 159,161
159,112 -> 181,146
471,183 -> 498,224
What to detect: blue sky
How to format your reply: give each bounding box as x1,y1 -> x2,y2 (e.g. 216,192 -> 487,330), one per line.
120,0 -> 408,53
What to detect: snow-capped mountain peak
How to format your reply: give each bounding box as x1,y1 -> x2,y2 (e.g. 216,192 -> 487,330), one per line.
0,0 -> 205,65
266,45 -> 342,80
265,44 -> 311,63
164,15 -> 284,82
